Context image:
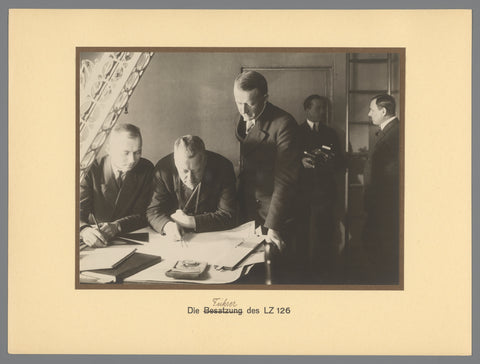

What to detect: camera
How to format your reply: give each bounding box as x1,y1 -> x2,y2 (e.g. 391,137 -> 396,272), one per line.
304,145 -> 335,166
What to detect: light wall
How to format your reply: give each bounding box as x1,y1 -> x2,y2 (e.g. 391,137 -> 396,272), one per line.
82,51 -> 348,168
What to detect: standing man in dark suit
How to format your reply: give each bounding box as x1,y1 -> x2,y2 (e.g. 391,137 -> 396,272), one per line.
147,135 -> 236,240
297,95 -> 345,282
233,70 -> 300,256
80,123 -> 154,248
363,94 -> 400,283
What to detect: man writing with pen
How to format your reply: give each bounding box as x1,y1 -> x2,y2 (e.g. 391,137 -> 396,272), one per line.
147,135 -> 237,240
79,123 -> 154,248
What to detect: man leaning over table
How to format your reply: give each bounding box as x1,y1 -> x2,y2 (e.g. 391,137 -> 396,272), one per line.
233,70 -> 300,254
79,123 -> 154,248
147,135 -> 237,241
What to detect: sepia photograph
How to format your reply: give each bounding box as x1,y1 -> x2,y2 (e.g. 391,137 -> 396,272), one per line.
77,48 -> 404,288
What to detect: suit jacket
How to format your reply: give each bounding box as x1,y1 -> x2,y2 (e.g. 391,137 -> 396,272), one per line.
363,118 -> 400,240
80,156 -> 154,233
298,121 -> 345,204
147,151 -> 236,233
235,102 -> 300,232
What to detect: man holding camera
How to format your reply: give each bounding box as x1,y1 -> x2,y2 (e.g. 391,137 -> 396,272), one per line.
296,95 -> 345,282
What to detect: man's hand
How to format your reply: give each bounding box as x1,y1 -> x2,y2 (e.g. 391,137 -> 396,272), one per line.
80,226 -> 107,248
301,156 -> 316,169
98,222 -> 121,240
163,221 -> 184,241
266,228 -> 286,252
170,209 -> 196,229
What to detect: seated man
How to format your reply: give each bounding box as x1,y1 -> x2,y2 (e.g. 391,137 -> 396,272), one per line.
79,123 -> 154,248
147,135 -> 236,240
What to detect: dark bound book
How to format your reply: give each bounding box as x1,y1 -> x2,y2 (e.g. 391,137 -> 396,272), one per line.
81,253 -> 162,283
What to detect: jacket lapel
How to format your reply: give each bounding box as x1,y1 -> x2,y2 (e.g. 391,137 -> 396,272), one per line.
172,173 -> 186,210
240,103 -> 271,156
383,117 -> 399,135
195,156 -> 214,211
101,156 -> 120,211
114,169 -> 138,215
375,118 -> 399,146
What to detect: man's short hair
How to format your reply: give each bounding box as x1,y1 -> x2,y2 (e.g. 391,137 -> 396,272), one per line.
234,71 -> 268,95
372,94 -> 396,116
174,135 -> 206,158
112,123 -> 142,140
303,94 -> 330,111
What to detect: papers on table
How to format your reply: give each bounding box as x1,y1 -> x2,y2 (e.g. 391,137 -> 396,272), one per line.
182,220 -> 256,244
209,235 -> 265,269
124,221 -> 265,284
124,260 -> 245,284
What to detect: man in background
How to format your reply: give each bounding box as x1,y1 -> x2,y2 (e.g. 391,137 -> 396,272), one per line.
80,123 -> 154,248
233,71 -> 300,280
147,135 -> 236,240
363,93 -> 400,284
296,95 -> 345,282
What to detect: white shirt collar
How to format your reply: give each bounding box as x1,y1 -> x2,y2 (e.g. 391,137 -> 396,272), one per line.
380,116 -> 396,130
110,160 -> 126,179
247,102 -> 267,126
306,119 -> 319,131
114,169 -> 124,180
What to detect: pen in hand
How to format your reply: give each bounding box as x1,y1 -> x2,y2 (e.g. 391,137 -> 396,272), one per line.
178,224 -> 189,248
91,213 -> 107,246
183,182 -> 200,212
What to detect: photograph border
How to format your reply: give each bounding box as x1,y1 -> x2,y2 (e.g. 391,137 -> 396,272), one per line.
75,46 -> 405,291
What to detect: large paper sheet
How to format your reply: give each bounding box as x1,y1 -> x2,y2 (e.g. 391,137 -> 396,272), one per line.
124,221 -> 264,283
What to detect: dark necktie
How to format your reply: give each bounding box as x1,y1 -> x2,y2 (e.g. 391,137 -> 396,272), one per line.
117,171 -> 124,188
246,120 -> 255,134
